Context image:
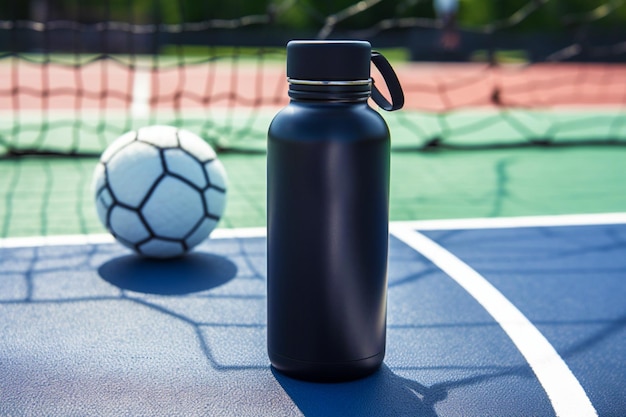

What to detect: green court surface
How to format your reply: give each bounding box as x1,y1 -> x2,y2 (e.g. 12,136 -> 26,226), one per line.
0,109 -> 626,237
3,108 -> 626,155
1,144 -> 624,238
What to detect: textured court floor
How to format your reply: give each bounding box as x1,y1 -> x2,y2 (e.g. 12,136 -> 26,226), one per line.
1,215 -> 624,416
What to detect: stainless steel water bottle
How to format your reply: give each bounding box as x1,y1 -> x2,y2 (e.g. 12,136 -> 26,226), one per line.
267,40 -> 404,382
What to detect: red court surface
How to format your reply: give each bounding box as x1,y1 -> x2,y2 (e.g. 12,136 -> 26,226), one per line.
2,61 -> 625,111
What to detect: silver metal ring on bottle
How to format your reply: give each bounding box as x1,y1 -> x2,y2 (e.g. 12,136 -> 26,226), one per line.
287,78 -> 372,86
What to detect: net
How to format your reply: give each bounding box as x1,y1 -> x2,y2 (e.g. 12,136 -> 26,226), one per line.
0,0 -> 625,159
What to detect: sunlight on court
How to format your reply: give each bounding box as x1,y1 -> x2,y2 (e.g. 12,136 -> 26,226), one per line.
1,0 -> 625,415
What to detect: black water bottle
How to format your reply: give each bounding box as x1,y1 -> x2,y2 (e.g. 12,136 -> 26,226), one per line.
267,40 -> 404,382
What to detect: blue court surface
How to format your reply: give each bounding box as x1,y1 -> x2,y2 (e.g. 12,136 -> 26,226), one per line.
1,213 -> 625,416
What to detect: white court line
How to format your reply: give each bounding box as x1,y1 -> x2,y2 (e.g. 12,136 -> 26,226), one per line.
1,213 -> 625,249
394,212 -> 626,231
131,69 -> 151,118
0,233 -> 114,248
389,224 -> 598,417
0,227 -> 267,249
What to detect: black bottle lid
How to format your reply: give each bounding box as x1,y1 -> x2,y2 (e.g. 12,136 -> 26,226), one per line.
287,40 -> 371,81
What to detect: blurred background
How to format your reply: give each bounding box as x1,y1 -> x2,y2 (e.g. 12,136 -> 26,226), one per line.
0,0 -> 625,237
3,0 -> 625,60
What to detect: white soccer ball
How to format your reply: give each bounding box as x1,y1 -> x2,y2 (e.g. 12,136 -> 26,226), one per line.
92,125 -> 228,258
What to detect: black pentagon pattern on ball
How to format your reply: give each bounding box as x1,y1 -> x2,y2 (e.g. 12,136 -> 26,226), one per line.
94,129 -> 226,256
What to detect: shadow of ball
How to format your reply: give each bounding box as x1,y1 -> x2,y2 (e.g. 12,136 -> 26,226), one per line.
98,252 -> 237,295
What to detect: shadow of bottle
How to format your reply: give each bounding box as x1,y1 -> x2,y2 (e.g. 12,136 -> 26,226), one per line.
273,364 -> 446,417
98,252 -> 237,295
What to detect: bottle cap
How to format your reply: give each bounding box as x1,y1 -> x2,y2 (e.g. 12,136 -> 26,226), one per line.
287,40 -> 371,82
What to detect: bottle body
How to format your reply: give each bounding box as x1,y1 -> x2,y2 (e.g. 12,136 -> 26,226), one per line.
267,100 -> 390,381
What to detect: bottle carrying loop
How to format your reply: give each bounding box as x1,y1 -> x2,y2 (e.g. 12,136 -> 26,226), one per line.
371,51 -> 404,112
